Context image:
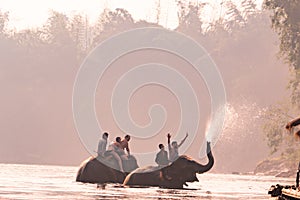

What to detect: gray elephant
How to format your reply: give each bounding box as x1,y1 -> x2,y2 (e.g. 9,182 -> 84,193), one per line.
123,142 -> 214,189
76,155 -> 139,184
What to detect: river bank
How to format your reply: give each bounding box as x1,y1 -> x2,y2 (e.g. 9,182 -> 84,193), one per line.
254,157 -> 298,178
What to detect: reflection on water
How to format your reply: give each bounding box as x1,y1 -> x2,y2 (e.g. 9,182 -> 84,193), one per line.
0,163 -> 294,199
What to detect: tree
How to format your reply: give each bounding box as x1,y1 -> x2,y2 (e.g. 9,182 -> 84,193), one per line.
240,0 -> 257,20
264,0 -> 300,70
262,0 -> 300,164
43,10 -> 73,46
176,1 -> 205,33
0,10 -> 9,36
69,14 -> 91,59
222,1 -> 245,31
93,8 -> 135,46
262,102 -> 296,154
264,1 -> 300,109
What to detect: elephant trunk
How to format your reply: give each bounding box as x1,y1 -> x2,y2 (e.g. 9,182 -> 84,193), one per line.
196,142 -> 214,174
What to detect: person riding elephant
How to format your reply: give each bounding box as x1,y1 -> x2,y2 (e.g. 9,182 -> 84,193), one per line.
155,143 -> 171,181
119,135 -> 131,159
97,132 -> 109,158
155,144 -> 169,167
107,137 -> 125,172
167,132 -> 188,162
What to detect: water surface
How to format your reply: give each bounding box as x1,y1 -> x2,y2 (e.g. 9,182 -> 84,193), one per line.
0,163 -> 294,199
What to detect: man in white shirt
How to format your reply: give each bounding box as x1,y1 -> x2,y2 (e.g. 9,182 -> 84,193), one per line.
97,132 -> 109,157
107,136 -> 124,172
167,132 -> 188,162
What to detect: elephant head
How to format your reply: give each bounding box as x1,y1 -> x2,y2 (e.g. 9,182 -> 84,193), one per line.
162,141 -> 214,188
124,141 -> 214,189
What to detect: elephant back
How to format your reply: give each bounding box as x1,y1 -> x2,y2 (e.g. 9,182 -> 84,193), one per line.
76,157 -> 125,184
76,155 -> 139,184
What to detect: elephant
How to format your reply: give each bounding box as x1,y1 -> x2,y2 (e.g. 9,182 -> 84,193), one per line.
123,141 -> 214,189
76,154 -> 139,184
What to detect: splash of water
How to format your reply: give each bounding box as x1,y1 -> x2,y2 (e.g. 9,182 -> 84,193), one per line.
218,101 -> 267,143
199,105 -> 226,158
205,101 -> 267,143
205,105 -> 226,144
199,101 -> 266,158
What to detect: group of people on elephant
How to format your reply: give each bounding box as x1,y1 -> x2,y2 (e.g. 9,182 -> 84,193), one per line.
97,133 -> 131,172
77,132 -> 214,188
155,133 -> 188,167
96,131 -> 189,173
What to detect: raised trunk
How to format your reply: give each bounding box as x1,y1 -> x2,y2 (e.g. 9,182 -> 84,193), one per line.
196,142 -> 214,174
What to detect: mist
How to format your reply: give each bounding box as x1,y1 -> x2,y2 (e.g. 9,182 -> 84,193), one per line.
0,3 -> 290,173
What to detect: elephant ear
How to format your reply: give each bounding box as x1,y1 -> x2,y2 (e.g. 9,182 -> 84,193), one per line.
164,156 -> 196,178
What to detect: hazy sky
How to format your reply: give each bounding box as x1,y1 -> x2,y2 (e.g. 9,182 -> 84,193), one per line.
0,0 -> 264,30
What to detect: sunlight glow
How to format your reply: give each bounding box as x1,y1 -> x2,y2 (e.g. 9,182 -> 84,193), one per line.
0,0 -> 264,31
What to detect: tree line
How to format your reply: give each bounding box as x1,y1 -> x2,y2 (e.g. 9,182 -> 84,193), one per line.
0,0 -> 287,169
261,0 -> 300,166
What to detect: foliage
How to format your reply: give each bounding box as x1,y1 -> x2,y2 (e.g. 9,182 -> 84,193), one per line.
288,69 -> 300,108
0,10 -> 9,35
240,0 -> 257,19
92,8 -> 135,47
222,1 -> 245,31
69,14 -> 90,55
176,0 -> 259,33
262,0 -> 300,161
262,101 -> 300,155
176,1 -> 205,33
264,0 -> 300,70
43,10 -> 73,45
264,0 -> 300,107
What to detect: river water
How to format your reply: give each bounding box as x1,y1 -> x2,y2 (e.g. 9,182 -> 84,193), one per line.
0,163 -> 294,199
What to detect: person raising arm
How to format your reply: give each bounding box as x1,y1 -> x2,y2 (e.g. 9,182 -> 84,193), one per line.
167,132 -> 188,162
